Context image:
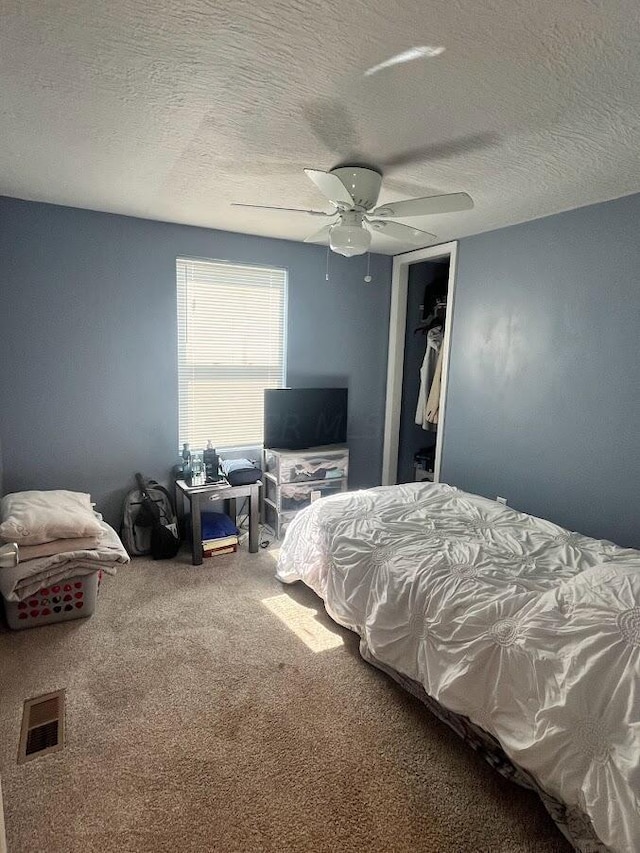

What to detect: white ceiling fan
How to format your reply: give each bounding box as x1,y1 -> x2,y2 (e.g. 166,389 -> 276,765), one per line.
232,166 -> 473,256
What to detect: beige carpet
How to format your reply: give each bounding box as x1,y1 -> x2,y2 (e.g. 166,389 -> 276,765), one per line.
0,547 -> 571,853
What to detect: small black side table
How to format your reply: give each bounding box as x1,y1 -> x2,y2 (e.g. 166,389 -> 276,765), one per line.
175,479 -> 261,565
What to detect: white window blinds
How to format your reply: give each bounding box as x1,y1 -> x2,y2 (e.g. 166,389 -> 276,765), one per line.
177,257 -> 287,448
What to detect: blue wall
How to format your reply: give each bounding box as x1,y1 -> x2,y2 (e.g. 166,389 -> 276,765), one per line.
442,192 -> 640,548
5,189 -> 639,548
0,196 -> 392,526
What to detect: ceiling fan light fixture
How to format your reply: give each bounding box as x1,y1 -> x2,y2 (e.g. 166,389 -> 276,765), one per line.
329,222 -> 371,257
232,166 -> 474,256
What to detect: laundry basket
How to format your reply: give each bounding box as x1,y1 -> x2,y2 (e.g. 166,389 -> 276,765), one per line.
3,571 -> 102,630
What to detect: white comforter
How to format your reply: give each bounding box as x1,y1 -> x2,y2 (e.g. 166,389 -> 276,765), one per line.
276,483 -> 640,853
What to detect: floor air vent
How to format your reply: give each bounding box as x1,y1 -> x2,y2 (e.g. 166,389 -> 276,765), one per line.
18,690 -> 65,763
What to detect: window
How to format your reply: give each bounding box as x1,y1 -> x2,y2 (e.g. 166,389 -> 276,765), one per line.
177,257 -> 287,448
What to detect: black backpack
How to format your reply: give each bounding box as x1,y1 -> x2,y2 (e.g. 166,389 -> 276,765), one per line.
121,474 -> 181,559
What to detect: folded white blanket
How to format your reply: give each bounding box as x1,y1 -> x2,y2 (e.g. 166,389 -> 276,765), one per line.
17,536 -> 103,562
0,520 -> 129,601
0,489 -> 103,546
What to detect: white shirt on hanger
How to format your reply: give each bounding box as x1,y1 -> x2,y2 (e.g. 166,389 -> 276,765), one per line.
415,326 -> 443,430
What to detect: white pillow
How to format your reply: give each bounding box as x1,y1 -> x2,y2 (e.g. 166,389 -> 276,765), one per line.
0,490 -> 103,545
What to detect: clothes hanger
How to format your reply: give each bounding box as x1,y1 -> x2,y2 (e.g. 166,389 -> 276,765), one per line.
414,299 -> 447,335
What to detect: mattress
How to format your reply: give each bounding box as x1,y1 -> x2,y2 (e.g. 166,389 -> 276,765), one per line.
276,482 -> 640,853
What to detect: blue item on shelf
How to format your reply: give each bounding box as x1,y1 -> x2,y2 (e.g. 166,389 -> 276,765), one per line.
200,511 -> 238,540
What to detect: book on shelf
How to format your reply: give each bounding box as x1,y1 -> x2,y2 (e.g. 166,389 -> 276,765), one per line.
203,544 -> 238,558
201,534 -> 239,550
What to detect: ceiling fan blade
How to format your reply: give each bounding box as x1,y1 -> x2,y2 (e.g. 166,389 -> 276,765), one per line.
372,193 -> 474,219
384,177 -> 444,198
304,223 -> 333,244
367,219 -> 437,244
302,99 -> 362,160
231,203 -> 330,216
304,169 -> 354,206
378,132 -> 499,169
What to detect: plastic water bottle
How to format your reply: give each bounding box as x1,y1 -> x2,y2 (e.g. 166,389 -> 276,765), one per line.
190,451 -> 205,485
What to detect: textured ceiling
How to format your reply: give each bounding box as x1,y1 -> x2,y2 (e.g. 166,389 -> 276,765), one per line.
2,0 -> 640,253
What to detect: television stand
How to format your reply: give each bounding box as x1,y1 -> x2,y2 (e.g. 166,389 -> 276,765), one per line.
263,445 -> 349,539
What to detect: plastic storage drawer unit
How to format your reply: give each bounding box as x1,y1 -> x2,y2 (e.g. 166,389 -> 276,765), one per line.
263,445 -> 349,539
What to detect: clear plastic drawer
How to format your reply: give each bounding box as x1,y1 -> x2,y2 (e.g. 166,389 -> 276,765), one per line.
264,447 -> 349,484
264,477 -> 345,511
264,502 -> 297,540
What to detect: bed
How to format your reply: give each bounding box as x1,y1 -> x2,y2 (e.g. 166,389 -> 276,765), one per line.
276,482 -> 640,853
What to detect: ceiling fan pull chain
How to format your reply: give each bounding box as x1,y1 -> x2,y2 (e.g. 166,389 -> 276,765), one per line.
325,244 -> 330,281
364,251 -> 372,283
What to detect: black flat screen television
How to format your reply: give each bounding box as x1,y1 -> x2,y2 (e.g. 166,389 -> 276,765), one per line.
264,388 -> 348,450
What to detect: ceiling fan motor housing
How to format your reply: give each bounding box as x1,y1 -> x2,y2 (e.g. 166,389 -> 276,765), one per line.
330,166 -> 382,210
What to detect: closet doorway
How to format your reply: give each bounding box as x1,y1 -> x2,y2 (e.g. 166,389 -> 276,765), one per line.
382,242 -> 458,485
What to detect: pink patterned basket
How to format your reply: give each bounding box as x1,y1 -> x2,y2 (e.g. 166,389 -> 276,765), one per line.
3,571 -> 102,630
